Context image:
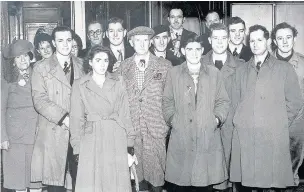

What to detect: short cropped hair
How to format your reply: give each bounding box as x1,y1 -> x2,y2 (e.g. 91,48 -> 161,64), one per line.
248,25 -> 269,40
51,26 -> 74,40
209,23 -> 229,37
270,22 -> 298,51
88,20 -> 103,30
107,17 -> 125,30
227,16 -> 246,29
204,9 -> 222,20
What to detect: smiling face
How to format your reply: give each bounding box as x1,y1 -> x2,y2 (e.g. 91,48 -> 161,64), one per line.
106,22 -> 126,46
152,31 -> 170,52
181,42 -> 203,65
52,31 -> 73,56
168,9 -> 185,30
37,41 -> 53,59
274,28 -> 295,54
14,53 -> 31,70
249,29 -> 268,56
229,23 -> 245,46
209,29 -> 229,54
90,51 -> 109,75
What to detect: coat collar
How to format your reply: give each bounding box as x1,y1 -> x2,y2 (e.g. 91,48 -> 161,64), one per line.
249,52 -> 273,70
181,58 -> 208,75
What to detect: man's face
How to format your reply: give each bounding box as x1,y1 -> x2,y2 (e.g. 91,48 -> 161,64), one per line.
37,41 -> 53,59
229,23 -> 245,45
181,42 -> 203,65
168,9 -> 185,30
274,28 -> 295,54
249,29 -> 268,56
88,23 -> 103,46
209,29 -> 229,54
206,12 -> 220,29
106,22 -> 126,46
129,35 -> 151,55
152,32 -> 170,52
52,31 -> 73,56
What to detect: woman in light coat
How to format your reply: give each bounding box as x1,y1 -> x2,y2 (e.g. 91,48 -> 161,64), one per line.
2,40 -> 42,192
70,45 -> 136,192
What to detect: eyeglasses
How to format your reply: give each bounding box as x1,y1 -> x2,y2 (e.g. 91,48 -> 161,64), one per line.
88,29 -> 102,37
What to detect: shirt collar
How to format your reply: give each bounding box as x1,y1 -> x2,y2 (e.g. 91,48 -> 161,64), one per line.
154,50 -> 166,58
170,27 -> 183,37
228,43 -> 243,54
212,51 -> 228,65
110,44 -> 125,59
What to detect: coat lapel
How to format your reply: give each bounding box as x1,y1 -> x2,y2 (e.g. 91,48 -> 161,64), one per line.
142,54 -> 159,91
85,74 -> 114,102
49,55 -> 71,88
123,56 -> 139,93
221,53 -> 237,80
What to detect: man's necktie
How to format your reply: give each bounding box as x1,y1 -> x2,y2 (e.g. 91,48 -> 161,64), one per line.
233,48 -> 238,56
256,61 -> 262,72
139,59 -> 146,68
117,50 -> 123,62
215,60 -> 223,70
63,61 -> 70,74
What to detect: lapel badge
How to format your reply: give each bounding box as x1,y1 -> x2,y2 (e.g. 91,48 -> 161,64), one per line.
153,72 -> 162,80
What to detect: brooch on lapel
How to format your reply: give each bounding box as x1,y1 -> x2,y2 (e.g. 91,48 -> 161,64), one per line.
153,73 -> 162,80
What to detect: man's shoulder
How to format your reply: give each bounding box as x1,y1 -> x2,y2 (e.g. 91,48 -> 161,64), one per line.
33,57 -> 53,73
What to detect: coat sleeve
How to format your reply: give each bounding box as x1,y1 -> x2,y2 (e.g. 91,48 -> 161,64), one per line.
1,80 -> 8,142
162,69 -> 175,124
214,70 -> 231,125
31,66 -> 68,125
117,79 -> 136,147
69,80 -> 85,154
285,64 -> 303,127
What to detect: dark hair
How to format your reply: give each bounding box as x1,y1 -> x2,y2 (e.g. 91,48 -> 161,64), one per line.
107,17 -> 125,30
33,33 -> 55,60
270,22 -> 298,51
227,16 -> 246,29
204,9 -> 222,20
51,26 -> 74,40
168,7 -> 184,17
209,23 -> 229,37
83,45 -> 115,74
73,32 -> 83,50
181,35 -> 201,49
88,20 -> 103,31
248,25 -> 269,40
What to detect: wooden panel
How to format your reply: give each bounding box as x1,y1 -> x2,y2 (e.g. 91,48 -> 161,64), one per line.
275,3 -> 304,55
23,7 -> 60,23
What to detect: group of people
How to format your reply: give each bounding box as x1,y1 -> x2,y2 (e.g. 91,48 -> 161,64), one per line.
1,6 -> 304,192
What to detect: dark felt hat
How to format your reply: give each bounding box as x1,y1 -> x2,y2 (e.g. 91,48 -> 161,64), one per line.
127,26 -> 155,39
152,25 -> 170,38
3,39 -> 34,59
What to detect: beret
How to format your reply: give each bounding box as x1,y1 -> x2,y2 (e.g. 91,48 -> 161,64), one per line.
152,25 -> 170,38
3,39 -> 34,59
127,26 -> 155,39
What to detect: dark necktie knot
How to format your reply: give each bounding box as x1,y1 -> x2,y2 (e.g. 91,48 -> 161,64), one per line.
233,48 -> 238,56
63,61 -> 70,74
256,61 -> 262,71
117,50 -> 123,62
139,59 -> 146,68
215,60 -> 223,70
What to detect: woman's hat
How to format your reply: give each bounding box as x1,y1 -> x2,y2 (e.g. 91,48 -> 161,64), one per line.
3,39 -> 34,59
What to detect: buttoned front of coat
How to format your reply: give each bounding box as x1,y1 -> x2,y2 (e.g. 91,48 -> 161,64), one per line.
163,61 -> 230,186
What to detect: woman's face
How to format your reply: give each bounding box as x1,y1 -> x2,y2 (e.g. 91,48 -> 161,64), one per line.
89,52 -> 109,75
37,41 -> 53,59
71,40 -> 79,57
14,53 -> 31,71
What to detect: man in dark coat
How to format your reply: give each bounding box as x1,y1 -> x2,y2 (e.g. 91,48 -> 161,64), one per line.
167,8 -> 197,58
104,17 -> 134,72
227,17 -> 253,62
150,25 -> 185,66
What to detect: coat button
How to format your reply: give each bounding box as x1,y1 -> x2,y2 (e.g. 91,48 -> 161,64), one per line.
139,98 -> 143,102
189,119 -> 192,123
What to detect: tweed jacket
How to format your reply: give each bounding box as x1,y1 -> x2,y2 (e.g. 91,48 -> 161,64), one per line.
119,53 -> 172,186
30,54 -> 84,186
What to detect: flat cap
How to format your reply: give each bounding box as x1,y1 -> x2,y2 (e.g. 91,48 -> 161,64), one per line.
152,25 -> 170,38
127,26 -> 155,39
3,39 -> 34,59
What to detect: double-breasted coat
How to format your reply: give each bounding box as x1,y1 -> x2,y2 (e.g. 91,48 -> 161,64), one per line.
30,54 -> 84,186
162,61 -> 230,186
69,73 -> 135,192
230,55 -> 303,188
119,53 -> 172,187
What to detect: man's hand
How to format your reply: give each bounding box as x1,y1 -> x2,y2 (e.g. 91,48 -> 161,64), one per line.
1,141 -> 9,150
112,61 -> 121,72
63,116 -> 70,128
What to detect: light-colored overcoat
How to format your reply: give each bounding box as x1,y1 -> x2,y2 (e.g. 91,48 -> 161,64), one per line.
69,73 -> 135,192
162,61 -> 230,186
30,54 -> 83,186
119,53 -> 172,187
230,55 -> 303,188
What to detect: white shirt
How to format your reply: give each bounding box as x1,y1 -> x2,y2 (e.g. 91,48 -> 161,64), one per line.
228,43 -> 243,55
187,62 -> 201,93
110,44 -> 125,61
212,52 -> 228,65
154,50 -> 166,59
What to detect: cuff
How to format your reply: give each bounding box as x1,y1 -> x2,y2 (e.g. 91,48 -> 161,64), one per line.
58,112 -> 69,126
